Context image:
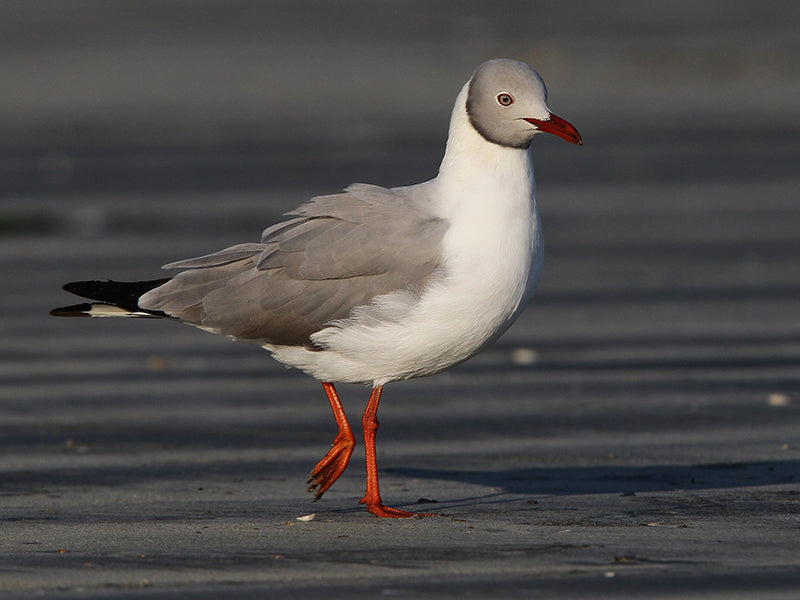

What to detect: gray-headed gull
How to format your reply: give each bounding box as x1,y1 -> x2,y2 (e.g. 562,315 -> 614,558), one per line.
52,58 -> 582,518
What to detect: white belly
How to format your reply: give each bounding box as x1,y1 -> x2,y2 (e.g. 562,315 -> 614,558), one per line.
265,170 -> 543,386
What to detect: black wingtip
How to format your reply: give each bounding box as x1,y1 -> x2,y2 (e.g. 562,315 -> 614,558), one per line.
50,303 -> 93,317
62,281 -> 105,295
60,278 -> 171,309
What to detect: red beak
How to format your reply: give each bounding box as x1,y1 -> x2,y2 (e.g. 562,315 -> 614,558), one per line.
524,113 -> 583,145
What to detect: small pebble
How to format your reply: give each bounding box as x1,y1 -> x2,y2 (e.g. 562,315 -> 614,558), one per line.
510,347 -> 539,365
146,355 -> 167,371
767,393 -> 789,407
296,513 -> 316,522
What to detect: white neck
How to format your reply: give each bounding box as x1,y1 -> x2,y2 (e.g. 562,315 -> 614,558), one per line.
434,83 -> 535,214
417,84 -> 536,251
419,80 -> 544,340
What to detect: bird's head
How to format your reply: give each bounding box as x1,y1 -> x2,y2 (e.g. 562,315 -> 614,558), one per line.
466,59 -> 583,149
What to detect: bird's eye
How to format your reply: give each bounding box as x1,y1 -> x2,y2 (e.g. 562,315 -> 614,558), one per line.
496,93 -> 514,107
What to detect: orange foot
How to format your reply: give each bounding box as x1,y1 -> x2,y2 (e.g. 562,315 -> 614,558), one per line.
307,433 -> 355,501
360,498 -> 436,519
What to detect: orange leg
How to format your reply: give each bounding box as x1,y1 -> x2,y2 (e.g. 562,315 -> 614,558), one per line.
359,385 -> 435,518
307,382 -> 355,501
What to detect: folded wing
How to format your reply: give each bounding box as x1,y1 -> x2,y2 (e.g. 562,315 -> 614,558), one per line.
139,184 -> 447,347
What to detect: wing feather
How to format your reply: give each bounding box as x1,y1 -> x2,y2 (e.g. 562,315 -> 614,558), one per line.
139,184 -> 447,346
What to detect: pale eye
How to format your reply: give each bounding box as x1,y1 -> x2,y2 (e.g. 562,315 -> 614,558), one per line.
496,93 -> 514,107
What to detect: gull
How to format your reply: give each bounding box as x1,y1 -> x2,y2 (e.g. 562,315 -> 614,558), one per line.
51,59 -> 582,518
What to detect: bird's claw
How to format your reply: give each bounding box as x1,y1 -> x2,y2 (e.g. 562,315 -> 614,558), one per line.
306,433 -> 355,501
359,499 -> 436,519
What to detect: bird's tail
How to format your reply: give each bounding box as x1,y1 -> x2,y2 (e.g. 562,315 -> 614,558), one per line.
50,279 -> 173,318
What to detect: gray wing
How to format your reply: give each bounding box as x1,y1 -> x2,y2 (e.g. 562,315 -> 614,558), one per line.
139,184 -> 447,347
